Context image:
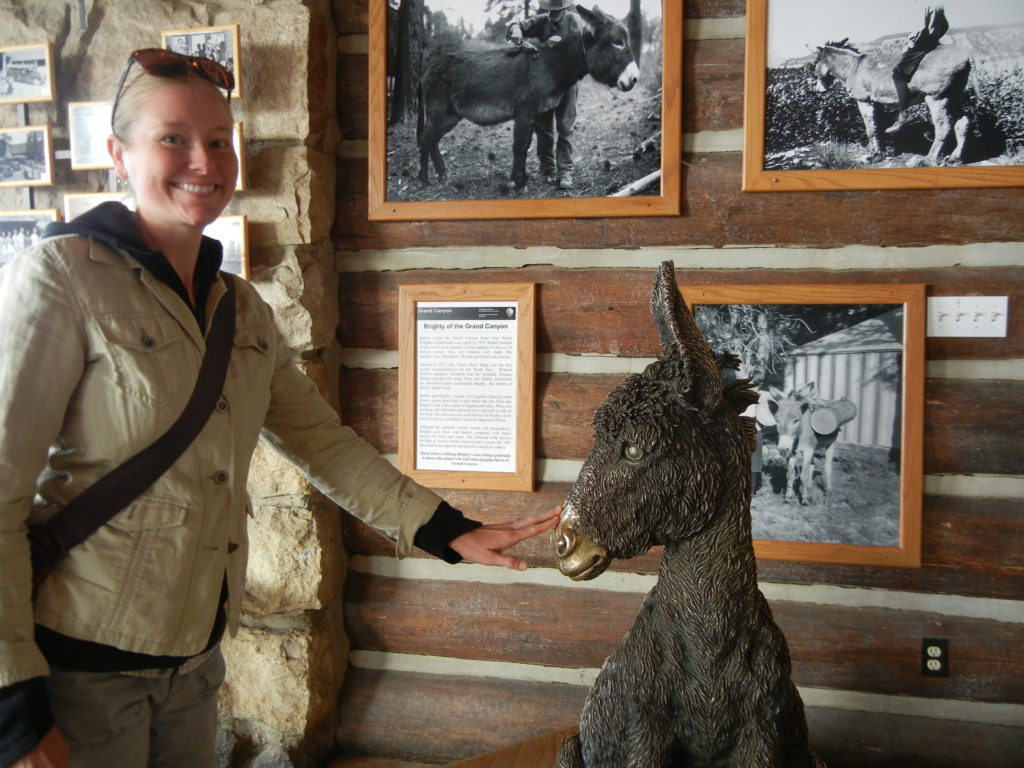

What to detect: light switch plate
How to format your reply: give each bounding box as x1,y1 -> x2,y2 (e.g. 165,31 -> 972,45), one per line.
927,296 -> 1008,337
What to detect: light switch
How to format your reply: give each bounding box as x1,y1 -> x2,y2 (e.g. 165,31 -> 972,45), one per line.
927,296 -> 1008,337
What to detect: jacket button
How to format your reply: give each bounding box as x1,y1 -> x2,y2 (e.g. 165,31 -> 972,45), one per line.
216,397 -> 229,413
141,335 -> 155,348
213,471 -> 229,484
258,340 -> 270,351
227,542 -> 239,553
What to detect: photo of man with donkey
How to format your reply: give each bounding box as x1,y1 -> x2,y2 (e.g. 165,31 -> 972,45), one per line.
506,0 -> 585,190
887,4 -> 950,134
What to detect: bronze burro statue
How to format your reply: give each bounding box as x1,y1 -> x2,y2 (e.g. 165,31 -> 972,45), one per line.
553,262 -> 826,768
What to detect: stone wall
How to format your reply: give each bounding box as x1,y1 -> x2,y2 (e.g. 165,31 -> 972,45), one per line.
1,1 -> 341,766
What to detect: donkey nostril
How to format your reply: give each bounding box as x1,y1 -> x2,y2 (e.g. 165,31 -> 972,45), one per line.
556,529 -> 575,557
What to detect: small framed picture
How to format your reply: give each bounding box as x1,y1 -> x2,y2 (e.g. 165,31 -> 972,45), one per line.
0,125 -> 53,187
233,121 -> 246,191
0,209 -> 59,268
63,192 -> 134,221
0,43 -> 55,104
398,282 -> 537,492
68,101 -> 115,170
204,215 -> 248,278
161,24 -> 242,99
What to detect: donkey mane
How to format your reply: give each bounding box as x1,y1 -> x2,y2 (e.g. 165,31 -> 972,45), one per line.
823,37 -> 860,53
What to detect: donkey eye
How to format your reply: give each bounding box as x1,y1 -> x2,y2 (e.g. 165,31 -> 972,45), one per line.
624,444 -> 644,461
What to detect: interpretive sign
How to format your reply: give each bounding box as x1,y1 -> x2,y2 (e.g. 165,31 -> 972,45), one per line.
399,283 -> 535,491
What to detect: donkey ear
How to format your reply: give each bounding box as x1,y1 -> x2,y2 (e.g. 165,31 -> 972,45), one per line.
650,261 -> 722,408
575,6 -> 601,28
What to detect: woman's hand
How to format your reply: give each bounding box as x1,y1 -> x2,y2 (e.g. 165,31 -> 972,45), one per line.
449,506 -> 562,571
10,726 -> 70,768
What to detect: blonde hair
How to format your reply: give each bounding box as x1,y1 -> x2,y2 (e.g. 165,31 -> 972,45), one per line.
111,67 -> 233,143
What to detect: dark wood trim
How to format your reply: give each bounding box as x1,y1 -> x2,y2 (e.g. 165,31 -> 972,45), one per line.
340,369 -> 1024,476
336,154 -> 1024,249
343,575 -> 1024,703
337,668 -> 1024,767
338,267 -> 1024,359
341,491 -> 1024,601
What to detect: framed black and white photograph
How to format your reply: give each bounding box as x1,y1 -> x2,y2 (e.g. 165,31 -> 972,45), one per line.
0,209 -> 59,268
63,192 -> 134,221
203,215 -> 248,278
68,101 -> 114,170
369,0 -> 681,220
744,0 -> 1024,191
0,43 -> 55,104
0,125 -> 53,187
686,284 -> 925,567
162,23 -> 242,99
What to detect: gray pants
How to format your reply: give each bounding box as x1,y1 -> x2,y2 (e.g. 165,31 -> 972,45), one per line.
533,83 -> 578,178
44,647 -> 224,768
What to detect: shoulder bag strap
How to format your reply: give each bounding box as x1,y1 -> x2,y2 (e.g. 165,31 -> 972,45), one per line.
30,276 -> 238,585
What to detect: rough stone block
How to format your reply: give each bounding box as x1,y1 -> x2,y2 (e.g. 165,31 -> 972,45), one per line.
249,439 -> 313,499
249,242 -> 339,353
221,628 -> 316,738
220,620 -> 345,763
243,504 -> 325,616
242,145 -> 334,247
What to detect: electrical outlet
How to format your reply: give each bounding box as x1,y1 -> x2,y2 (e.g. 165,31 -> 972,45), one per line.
922,638 -> 949,677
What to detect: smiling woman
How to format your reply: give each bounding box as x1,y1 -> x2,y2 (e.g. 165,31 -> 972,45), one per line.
0,51 -> 560,768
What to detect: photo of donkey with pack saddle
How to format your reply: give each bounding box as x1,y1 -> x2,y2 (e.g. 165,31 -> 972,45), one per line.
763,1 -> 1024,171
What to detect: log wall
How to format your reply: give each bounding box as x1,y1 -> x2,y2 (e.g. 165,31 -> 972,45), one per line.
331,1 -> 1023,765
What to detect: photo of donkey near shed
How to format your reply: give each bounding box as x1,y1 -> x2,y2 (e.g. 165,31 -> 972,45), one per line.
384,0 -> 664,201
694,301 -> 906,548
762,0 -> 1024,171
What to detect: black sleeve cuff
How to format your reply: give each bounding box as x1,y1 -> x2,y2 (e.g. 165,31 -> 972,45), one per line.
0,677 -> 54,766
413,501 -> 482,564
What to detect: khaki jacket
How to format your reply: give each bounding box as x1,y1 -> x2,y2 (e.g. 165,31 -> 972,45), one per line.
0,235 -> 443,688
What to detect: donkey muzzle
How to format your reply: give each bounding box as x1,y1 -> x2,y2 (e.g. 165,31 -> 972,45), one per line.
553,503 -> 609,581
618,61 -> 640,91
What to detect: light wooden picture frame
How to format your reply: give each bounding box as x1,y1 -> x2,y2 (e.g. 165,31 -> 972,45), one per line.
685,283 -> 925,567
63,192 -> 134,221
0,125 -> 53,187
0,43 -> 55,104
743,0 -> 1024,191
0,209 -> 59,268
203,214 -> 248,279
162,23 -> 242,99
68,101 -> 114,170
369,0 -> 681,220
399,282 -> 536,492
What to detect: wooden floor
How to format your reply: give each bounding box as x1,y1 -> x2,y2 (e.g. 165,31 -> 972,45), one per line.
332,728 -> 575,768
447,728 -> 573,767
332,760 -> 435,768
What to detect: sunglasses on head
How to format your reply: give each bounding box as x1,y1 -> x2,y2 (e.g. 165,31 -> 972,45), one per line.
111,48 -> 235,132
